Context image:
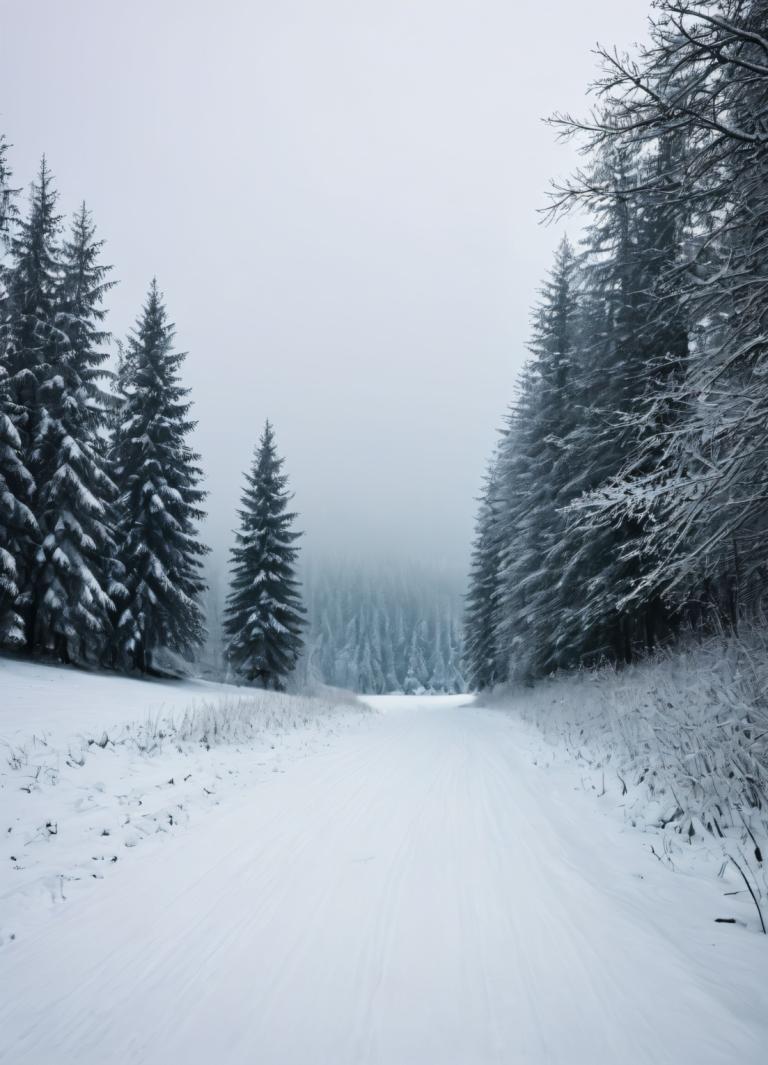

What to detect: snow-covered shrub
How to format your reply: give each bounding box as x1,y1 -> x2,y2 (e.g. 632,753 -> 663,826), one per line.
135,691 -> 362,751
487,632 -> 768,928
106,690 -> 364,757
3,689 -> 366,777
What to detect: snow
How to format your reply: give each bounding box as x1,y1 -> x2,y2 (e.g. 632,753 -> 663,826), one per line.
0,658 -> 367,950
2,682 -> 767,1064
483,640 -> 768,924
0,656 -> 265,746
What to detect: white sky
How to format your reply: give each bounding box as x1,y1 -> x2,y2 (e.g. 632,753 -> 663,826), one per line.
0,0 -> 650,574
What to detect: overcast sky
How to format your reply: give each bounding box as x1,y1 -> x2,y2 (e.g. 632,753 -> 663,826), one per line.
1,0 -> 650,576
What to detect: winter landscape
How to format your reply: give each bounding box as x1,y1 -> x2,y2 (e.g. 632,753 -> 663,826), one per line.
2,1 -> 768,1063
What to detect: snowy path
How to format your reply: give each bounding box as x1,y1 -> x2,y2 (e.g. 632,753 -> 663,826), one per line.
2,695 -> 766,1065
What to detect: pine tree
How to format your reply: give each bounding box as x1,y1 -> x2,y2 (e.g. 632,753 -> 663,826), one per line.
393,608 -> 407,684
337,615 -> 359,690
0,134 -> 18,245
110,280 -> 207,673
0,412 -> 35,645
25,205 -> 118,660
224,421 -> 305,689
448,617 -> 467,692
563,143 -> 688,662
0,158 -> 63,643
519,237 -> 582,676
403,621 -> 429,693
368,616 -> 386,693
380,613 -> 400,691
358,635 -> 375,694
0,135 -> 35,645
489,240 -> 583,684
1,159 -> 63,461
429,612 -> 450,692
464,461 -> 504,689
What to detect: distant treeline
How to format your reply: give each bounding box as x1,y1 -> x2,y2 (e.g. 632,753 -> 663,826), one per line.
301,563 -> 466,694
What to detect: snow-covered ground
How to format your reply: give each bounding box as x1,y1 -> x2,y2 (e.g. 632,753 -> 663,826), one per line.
2,679 -> 766,1064
484,639 -> 768,931
0,655 -> 263,745
0,659 -> 368,951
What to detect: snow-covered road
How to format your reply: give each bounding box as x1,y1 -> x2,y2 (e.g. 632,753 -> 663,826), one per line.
2,694 -> 766,1065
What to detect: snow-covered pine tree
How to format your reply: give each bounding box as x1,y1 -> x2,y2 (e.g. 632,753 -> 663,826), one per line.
0,157 -> 65,646
489,416 -> 532,683
490,239 -> 583,683
0,134 -> 18,244
561,141 -> 688,663
380,613 -> 400,692
109,280 -> 207,673
224,421 -> 305,689
358,635 -> 375,694
0,409 -> 35,645
0,159 -> 63,460
25,205 -> 118,661
337,615 -> 360,690
428,611 -> 450,692
403,621 -> 429,694
317,609 -> 337,686
447,617 -> 467,691
392,607 -> 407,684
367,616 -> 386,693
0,134 -> 36,646
464,460 -> 504,689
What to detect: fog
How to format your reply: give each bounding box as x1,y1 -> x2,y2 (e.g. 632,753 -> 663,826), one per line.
0,0 -> 650,577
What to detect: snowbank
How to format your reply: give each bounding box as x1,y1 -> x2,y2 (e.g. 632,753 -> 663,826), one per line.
1,658 -> 368,947
485,634 -> 768,934
0,655 -> 274,746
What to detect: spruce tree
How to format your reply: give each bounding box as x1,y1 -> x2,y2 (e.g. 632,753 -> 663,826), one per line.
568,144 -> 687,661
337,615 -> 359,690
0,412 -> 35,645
532,239 -> 591,672
110,280 -> 207,673
429,612 -> 450,692
448,617 -> 467,692
224,421 -> 305,689
380,614 -> 400,692
0,134 -> 35,645
26,205 -> 118,660
464,461 -> 504,690
0,158 -> 62,643
0,134 -> 18,244
499,237 -> 582,680
1,158 -> 63,462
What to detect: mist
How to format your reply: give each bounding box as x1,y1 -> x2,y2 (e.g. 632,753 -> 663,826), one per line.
0,0 -> 650,576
